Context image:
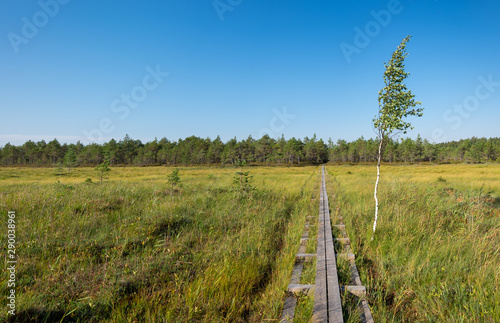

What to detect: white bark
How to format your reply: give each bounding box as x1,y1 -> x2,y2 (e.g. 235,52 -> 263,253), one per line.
372,137 -> 384,240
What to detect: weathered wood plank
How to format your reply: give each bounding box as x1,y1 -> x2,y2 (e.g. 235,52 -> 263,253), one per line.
281,296 -> 297,322
340,285 -> 367,297
287,284 -> 314,294
323,173 -> 344,323
296,253 -> 316,262
313,176 -> 328,322
290,262 -> 304,284
360,299 -> 374,323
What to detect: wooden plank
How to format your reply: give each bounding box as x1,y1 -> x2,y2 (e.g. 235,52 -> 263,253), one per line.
287,284 -> 314,294
313,177 -> 328,322
360,299 -> 375,323
323,173 -> 344,323
290,262 -> 304,284
281,296 -> 297,322
340,285 -> 367,297
296,253 -> 316,262
349,259 -> 363,286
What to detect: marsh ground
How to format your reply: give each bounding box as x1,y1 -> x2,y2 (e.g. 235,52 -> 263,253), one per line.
1,164 -> 498,322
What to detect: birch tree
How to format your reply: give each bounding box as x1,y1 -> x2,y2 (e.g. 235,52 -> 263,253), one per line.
372,35 -> 423,239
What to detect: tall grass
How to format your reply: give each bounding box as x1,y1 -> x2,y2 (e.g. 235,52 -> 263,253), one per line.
3,164 -> 496,321
326,164 -> 500,322
0,166 -> 319,322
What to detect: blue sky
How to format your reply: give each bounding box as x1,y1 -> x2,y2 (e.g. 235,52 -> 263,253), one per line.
1,0 -> 499,146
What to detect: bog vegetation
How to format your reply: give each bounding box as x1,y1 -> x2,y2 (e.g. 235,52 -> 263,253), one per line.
0,164 -> 499,322
327,164 -> 500,322
0,166 -> 319,322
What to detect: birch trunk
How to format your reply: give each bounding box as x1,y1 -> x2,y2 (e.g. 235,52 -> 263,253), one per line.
372,136 -> 384,240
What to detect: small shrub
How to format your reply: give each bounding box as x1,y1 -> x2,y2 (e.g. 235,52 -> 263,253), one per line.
168,168 -> 182,190
95,158 -> 111,184
437,176 -> 446,182
232,171 -> 255,193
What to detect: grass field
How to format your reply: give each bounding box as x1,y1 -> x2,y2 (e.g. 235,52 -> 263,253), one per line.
0,166 -> 319,322
1,164 -> 499,322
326,163 -> 500,322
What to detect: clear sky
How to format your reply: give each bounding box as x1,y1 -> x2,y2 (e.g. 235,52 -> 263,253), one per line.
1,0 -> 499,146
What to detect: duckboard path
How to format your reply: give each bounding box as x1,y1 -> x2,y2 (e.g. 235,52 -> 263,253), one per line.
281,166 -> 374,322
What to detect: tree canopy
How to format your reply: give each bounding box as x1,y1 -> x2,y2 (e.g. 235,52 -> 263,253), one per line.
0,135 -> 498,167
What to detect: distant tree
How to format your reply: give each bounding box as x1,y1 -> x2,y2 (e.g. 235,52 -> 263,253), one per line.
423,139 -> 437,163
372,35 -> 423,239
1,143 -> 19,165
207,136 -> 224,164
47,139 -> 63,164
465,140 -> 484,164
236,136 -> 255,163
383,138 -> 397,163
21,140 -> 38,165
167,168 -> 182,190
399,137 -> 415,163
486,139 -> 498,161
304,134 -> 328,163
284,137 -> 304,165
95,155 -> 111,184
335,139 -> 349,162
64,147 -> 78,171
255,135 -> 274,163
104,139 -> 119,165
347,139 -> 359,163
415,134 -> 424,162
222,137 -> 237,164
79,143 -> 103,165
120,134 -> 142,164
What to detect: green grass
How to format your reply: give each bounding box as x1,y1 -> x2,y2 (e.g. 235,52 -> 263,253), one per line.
2,163 -> 498,322
326,163 -> 500,322
0,166 -> 319,322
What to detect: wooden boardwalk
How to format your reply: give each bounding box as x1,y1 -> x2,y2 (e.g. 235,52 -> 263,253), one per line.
312,166 -> 344,322
281,166 -> 373,322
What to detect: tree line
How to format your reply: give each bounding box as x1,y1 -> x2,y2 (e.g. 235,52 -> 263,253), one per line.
1,134 -> 499,167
